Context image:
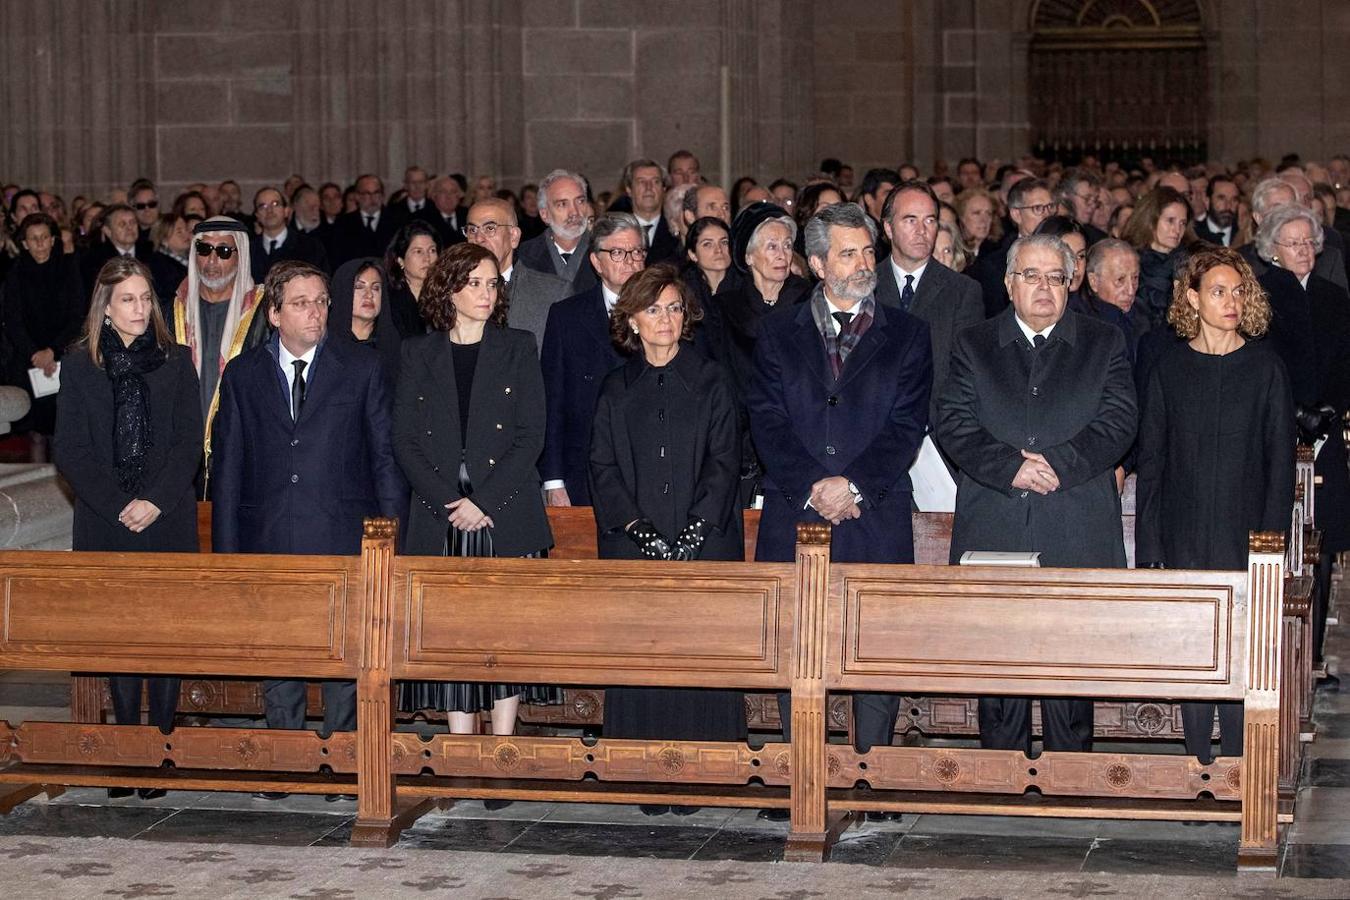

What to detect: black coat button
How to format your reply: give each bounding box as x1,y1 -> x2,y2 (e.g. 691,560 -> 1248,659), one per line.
827,395 -> 838,406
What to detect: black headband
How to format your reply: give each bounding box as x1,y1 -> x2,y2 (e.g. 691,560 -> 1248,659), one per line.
192,219 -> 250,236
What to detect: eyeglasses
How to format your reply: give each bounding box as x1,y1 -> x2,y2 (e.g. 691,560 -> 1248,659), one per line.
1073,191 -> 1100,207
463,221 -> 508,238
254,200 -> 284,212
1275,238 -> 1318,250
641,303 -> 685,318
195,240 -> 236,260
1013,202 -> 1057,216
133,200 -> 159,211
1012,269 -> 1068,287
282,297 -> 330,313
599,247 -> 647,263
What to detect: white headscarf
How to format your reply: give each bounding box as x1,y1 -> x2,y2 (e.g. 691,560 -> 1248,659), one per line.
182,216 -> 255,378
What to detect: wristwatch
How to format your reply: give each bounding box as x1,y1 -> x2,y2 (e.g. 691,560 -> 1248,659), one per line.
846,480 -> 862,502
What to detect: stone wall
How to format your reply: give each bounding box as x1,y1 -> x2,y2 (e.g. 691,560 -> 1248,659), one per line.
3,1 -> 1349,200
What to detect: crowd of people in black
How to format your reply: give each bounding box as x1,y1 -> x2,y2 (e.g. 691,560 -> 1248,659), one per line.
2,147 -> 1346,813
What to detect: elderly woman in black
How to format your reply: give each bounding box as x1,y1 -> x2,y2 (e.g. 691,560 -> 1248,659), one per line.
393,242 -> 556,744
1255,203 -> 1350,689
54,257 -> 203,799
589,264 -> 744,816
2,212 -> 85,452
1135,247 -> 1295,761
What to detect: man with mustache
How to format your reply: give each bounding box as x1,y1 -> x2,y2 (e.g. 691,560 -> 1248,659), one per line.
515,169 -> 598,293
748,201 -> 933,798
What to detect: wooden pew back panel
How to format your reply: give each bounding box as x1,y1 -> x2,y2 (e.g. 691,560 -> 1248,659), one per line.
828,563 -> 1248,699
0,550 -> 363,678
392,556 -> 797,689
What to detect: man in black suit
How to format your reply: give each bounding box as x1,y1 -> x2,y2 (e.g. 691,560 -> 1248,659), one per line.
1053,168 -> 1108,246
622,158 -> 681,265
385,165 -> 430,232
332,173 -> 399,266
938,234 -> 1136,757
968,177 -> 1056,318
876,180 -> 983,428
516,169 -> 598,293
749,202 -> 931,818
212,260 -> 403,794
250,186 -> 330,283
1193,175 -> 1239,247
82,203 -> 153,294
413,174 -> 468,249
539,213 -> 644,507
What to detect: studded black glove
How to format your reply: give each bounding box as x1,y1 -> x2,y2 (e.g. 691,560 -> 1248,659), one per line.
1296,403 -> 1336,445
672,518 -> 709,562
626,519 -> 673,560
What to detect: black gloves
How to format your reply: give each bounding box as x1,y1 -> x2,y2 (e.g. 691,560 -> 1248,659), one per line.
626,519 -> 672,560
1296,403 -> 1336,446
672,518 -> 709,561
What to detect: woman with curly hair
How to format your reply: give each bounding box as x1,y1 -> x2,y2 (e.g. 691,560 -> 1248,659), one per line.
392,241 -> 555,745
1134,245 -> 1295,763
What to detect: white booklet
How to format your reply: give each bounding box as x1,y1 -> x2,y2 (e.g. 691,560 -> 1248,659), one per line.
908,435 -> 957,512
959,551 -> 1042,567
28,363 -> 60,398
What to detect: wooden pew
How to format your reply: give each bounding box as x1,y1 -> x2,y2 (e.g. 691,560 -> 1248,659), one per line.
1,521 -> 1287,872
797,529 -> 1287,871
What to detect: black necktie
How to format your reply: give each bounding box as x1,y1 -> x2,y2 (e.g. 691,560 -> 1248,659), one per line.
645,224 -> 655,244
899,274 -> 915,311
292,359 -> 307,420
267,239 -> 277,255
832,311 -> 854,334
1033,334 -> 1047,350
364,215 -> 375,232
560,251 -> 572,267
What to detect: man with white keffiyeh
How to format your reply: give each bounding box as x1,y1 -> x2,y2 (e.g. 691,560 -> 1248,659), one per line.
168,216 -> 270,477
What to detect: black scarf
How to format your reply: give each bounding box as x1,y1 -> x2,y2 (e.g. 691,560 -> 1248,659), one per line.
99,322 -> 167,494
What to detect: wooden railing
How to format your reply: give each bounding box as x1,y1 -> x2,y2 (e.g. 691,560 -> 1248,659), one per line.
0,522 -> 1287,872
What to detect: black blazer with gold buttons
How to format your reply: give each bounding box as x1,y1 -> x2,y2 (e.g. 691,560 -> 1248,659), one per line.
392,325 -> 553,557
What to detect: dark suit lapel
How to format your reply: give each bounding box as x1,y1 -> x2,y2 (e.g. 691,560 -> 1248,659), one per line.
790,305 -> 831,387
908,264 -> 942,317
836,303 -> 891,389
587,288 -> 612,353
296,339 -> 348,425
260,342 -> 298,429
874,260 -> 901,308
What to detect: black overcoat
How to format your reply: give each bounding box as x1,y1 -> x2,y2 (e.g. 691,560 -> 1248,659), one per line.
937,307 -> 1137,567
1135,341 -> 1295,569
589,347 -> 743,560
54,345 -> 203,553
393,326 -> 552,558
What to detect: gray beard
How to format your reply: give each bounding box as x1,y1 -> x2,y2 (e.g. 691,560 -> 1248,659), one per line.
199,271 -> 235,292
828,269 -> 878,303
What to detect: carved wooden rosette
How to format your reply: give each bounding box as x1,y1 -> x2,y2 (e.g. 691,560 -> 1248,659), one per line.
353,518 -> 398,845
786,524 -> 831,860
1239,530 -> 1284,870
828,746 -> 1240,801
9,722 -> 356,773
387,734 -> 790,785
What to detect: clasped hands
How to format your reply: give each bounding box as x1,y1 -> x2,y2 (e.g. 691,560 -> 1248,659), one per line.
446,497 -> 494,531
1012,449 -> 1059,495
810,475 -> 859,526
118,499 -> 161,533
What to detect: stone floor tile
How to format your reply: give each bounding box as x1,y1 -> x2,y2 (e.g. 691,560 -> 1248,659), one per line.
0,803 -> 176,839
132,808 -> 351,846
502,821 -> 716,859
1082,838 -> 1237,877
883,832 -> 1092,872
1282,842 -> 1350,878
540,801 -> 733,828
1308,759 -> 1350,788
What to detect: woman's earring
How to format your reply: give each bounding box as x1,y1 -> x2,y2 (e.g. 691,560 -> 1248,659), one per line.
631,323 -> 639,333
103,316 -> 112,326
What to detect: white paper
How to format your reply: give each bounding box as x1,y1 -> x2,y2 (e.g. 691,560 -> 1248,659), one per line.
959,551 -> 1042,567
27,363 -> 60,398
908,435 -> 957,512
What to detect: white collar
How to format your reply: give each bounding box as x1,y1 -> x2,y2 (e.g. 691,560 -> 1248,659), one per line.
362,210 -> 380,224
890,257 -> 929,290
1013,314 -> 1056,345
601,283 -> 620,312
635,214 -> 661,229
502,264 -> 514,283
1206,217 -> 1232,237
1299,273 -> 1311,290
823,294 -> 860,333
553,238 -> 579,259
407,197 -> 424,211
278,340 -> 317,370
263,228 -> 288,249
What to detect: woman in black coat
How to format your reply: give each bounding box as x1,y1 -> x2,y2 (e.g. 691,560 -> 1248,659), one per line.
1,213 -> 85,443
705,203 -> 809,507
329,257 -> 402,386
1120,186 -> 1194,327
1135,247 -> 1295,763
1254,204 -> 1350,686
589,264 -> 745,815
383,219 -> 441,337
392,242 -> 556,740
53,257 -> 203,799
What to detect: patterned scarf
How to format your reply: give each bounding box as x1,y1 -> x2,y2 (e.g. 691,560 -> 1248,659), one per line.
810,284 -> 875,380
99,322 -> 167,494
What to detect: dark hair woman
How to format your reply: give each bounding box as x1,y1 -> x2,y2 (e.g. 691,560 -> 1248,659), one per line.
393,242 -> 557,743
53,257 -> 203,799
382,219 -> 442,337
680,215 -> 734,325
1135,247 -> 1294,762
1,212 -> 86,450
329,258 -> 401,385
589,264 -> 744,815
1120,186 -> 1196,326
